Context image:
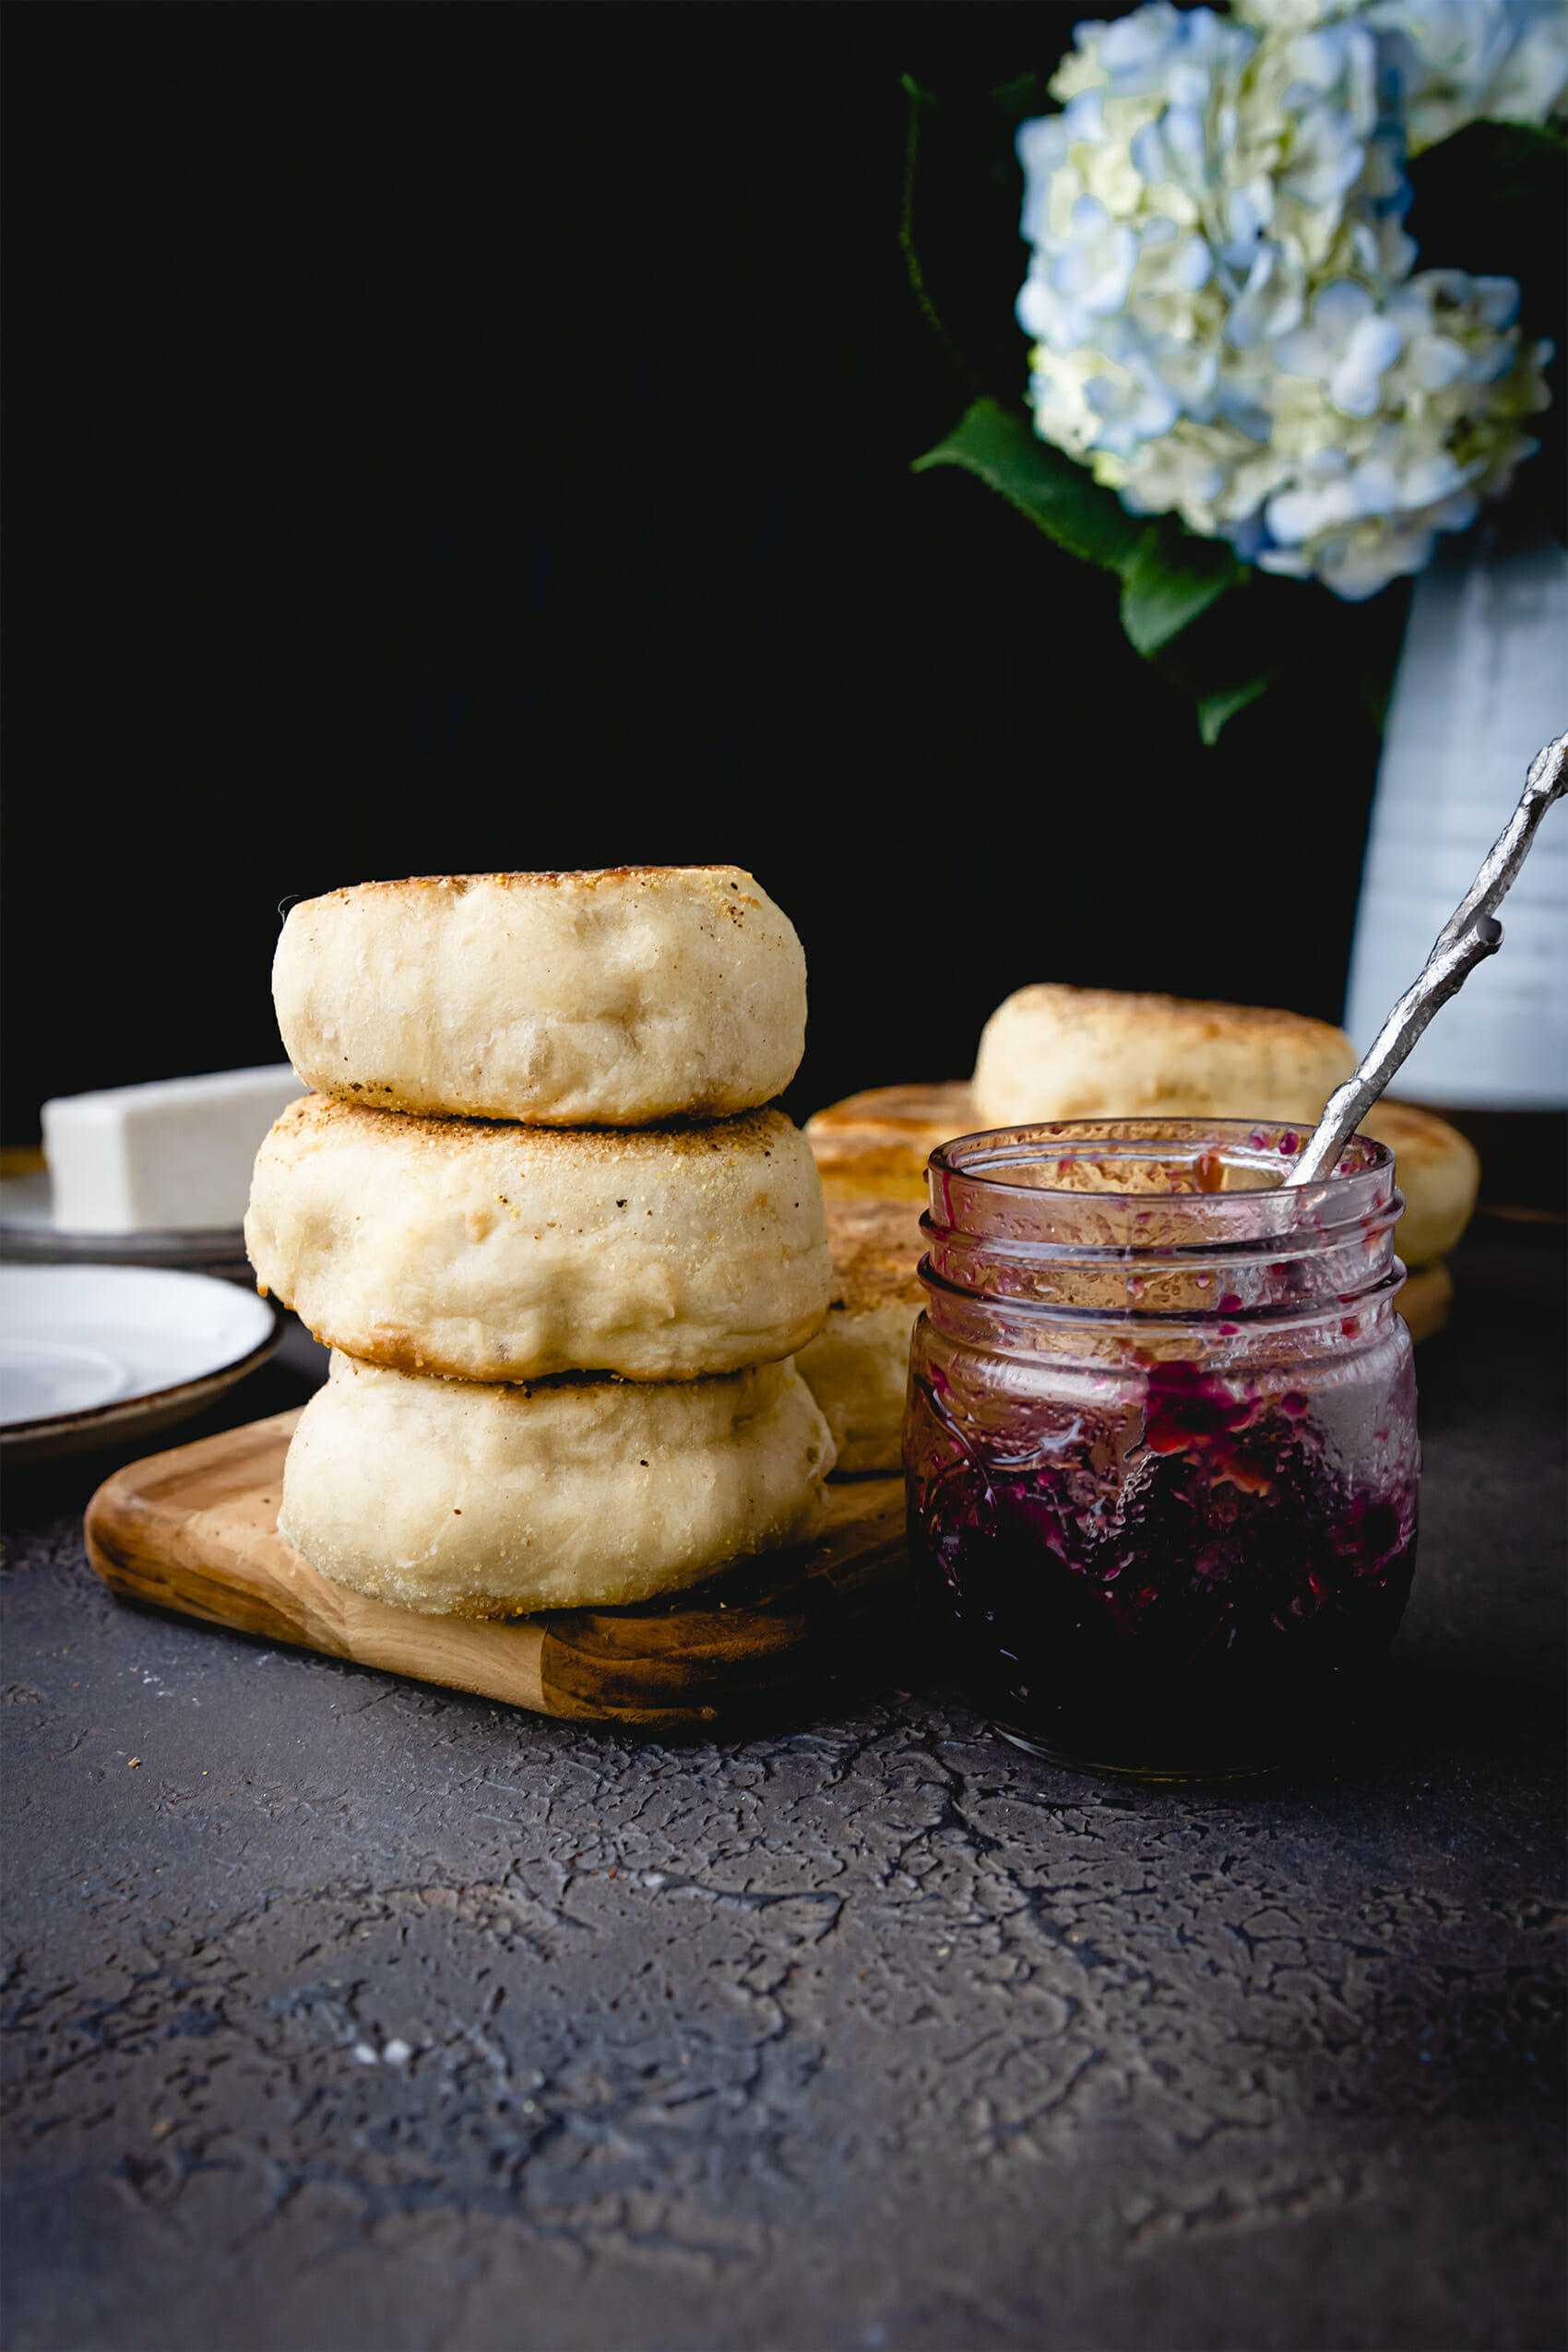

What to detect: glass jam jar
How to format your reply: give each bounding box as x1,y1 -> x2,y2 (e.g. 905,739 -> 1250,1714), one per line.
904,1120 -> 1419,1778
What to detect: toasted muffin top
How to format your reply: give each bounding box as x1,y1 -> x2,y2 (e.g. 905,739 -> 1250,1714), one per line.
974,982 -> 1356,1126
806,1081 -> 978,1144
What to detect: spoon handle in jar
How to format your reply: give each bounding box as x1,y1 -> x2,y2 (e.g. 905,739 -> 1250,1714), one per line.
1288,729 -> 1568,1188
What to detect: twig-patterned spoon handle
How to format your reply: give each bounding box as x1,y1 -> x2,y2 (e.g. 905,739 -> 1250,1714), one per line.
1288,730 -> 1567,1188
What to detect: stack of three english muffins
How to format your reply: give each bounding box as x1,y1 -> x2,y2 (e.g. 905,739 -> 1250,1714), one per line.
244,867 -> 838,1618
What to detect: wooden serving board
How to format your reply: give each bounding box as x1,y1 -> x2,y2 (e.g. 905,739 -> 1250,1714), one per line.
83,1412 -> 917,1733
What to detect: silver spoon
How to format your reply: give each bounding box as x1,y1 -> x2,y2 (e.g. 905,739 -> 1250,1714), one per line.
1288,729 -> 1568,1187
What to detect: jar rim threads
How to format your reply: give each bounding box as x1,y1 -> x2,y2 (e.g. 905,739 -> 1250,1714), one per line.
926,1118 -> 1396,1250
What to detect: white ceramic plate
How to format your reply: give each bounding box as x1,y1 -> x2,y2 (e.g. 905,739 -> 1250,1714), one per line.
0,1264 -> 282,1465
0,1170 -> 248,1273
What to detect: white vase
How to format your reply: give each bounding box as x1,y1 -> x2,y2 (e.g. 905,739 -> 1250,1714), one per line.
1343,513 -> 1568,1110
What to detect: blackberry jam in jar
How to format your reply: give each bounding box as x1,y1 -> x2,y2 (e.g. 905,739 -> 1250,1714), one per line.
904,1122 -> 1419,1777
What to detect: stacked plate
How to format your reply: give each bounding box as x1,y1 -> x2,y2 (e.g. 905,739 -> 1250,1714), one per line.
0,1164 -> 251,1277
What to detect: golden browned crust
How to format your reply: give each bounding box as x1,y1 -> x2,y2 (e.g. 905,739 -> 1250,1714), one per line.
1358,1100 -> 1480,1265
1000,986 -> 1350,1050
823,1198 -> 926,1313
807,1139 -> 929,1204
267,1091 -> 808,1170
806,1081 -> 979,1141
1359,1099 -> 1478,1181
805,1083 -> 977,1204
291,866 -> 760,909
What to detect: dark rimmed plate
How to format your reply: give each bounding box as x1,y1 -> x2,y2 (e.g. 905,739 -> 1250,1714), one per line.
0,1264 -> 284,1465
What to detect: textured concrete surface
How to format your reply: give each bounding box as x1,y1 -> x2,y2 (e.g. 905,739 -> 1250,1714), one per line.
4,1229 -> 1563,2352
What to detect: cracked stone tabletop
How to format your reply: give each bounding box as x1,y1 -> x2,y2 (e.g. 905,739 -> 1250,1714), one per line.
3,1225 -> 1563,2352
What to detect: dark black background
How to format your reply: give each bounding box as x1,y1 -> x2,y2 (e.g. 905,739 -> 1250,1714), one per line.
6,3 -> 1561,1141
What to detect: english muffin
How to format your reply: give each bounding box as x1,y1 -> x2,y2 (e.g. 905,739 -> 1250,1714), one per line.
795,1198 -> 926,1475
1395,1259 -> 1454,1345
1358,1099 -> 1479,1268
273,867 -> 807,1125
972,984 -> 1357,1127
279,1352 -> 836,1618
248,1096 -> 831,1382
805,1082 -> 976,1202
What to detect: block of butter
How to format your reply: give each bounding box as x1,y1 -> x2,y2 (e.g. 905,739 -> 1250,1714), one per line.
42,1066 -> 305,1233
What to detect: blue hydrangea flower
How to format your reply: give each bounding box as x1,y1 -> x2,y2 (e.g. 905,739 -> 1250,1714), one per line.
1015,0 -> 1560,597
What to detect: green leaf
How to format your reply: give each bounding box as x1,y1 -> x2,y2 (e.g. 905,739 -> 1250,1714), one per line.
913,398 -> 1273,733
1118,522 -> 1243,656
1144,568 -> 1286,742
1195,673 -> 1278,744
987,72 -> 1052,131
912,396 -> 1144,573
